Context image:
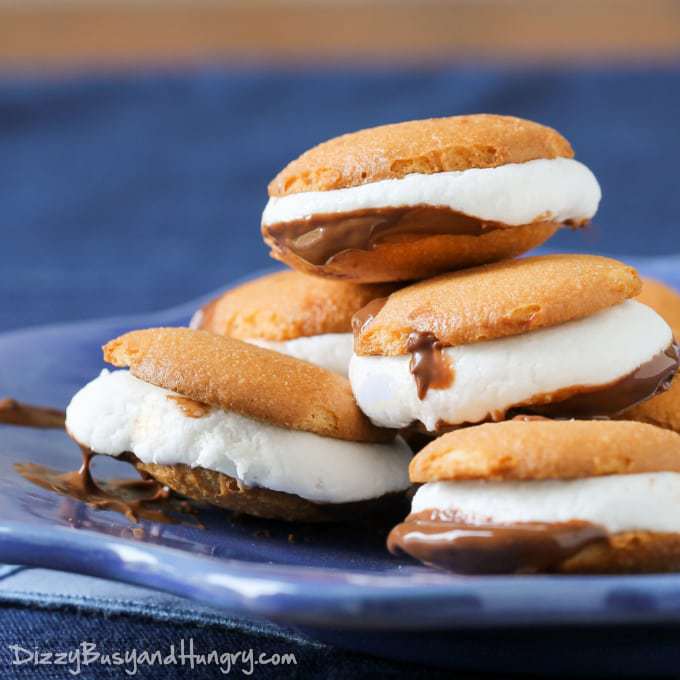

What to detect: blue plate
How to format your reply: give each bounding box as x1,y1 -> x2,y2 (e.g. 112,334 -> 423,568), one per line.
3,266 -> 680,635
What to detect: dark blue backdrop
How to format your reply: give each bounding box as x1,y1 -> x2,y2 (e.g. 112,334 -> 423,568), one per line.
1,66 -> 679,332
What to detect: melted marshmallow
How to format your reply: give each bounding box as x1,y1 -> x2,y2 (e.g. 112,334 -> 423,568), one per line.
262,158 -> 601,227
247,333 -> 353,376
349,301 -> 673,431
66,370 -> 412,504
412,474 -> 680,534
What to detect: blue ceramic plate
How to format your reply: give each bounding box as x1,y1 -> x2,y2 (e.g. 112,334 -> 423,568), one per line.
3,264 -> 680,632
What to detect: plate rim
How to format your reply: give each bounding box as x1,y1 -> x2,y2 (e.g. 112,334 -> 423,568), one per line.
5,520 -> 680,630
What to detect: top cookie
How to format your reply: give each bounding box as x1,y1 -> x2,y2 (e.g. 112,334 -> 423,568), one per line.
195,270 -> 397,341
104,327 -> 392,444
269,115 -> 573,196
354,254 -> 641,355
638,277 -> 680,336
410,419 -> 680,483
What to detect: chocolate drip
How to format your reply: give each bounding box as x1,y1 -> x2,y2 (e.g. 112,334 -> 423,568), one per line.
167,395 -> 212,418
1,397 -> 201,525
15,446 -> 200,525
351,296 -> 388,335
407,332 -> 454,400
388,510 -> 607,574
0,398 -> 65,429
73,445 -> 100,496
265,205 -> 517,267
513,342 -> 680,419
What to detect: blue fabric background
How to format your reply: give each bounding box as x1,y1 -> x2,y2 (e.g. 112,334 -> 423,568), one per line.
1,66 -> 679,332
0,569 -> 454,679
1,66 -> 680,677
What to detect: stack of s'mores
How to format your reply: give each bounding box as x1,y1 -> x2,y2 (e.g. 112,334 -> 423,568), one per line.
66,115 -> 680,573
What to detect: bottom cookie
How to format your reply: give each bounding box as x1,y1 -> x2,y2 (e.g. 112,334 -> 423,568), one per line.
136,460 -> 408,523
266,222 -> 559,282
559,531 -> 680,573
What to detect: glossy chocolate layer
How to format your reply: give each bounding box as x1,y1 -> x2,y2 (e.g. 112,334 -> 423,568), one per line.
16,446 -> 201,525
513,343 -> 679,419
422,343 -> 679,434
407,331 -> 454,400
388,510 -> 607,574
264,205 -> 515,266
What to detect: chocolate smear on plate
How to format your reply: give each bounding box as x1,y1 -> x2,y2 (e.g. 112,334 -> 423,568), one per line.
2,397 -> 201,526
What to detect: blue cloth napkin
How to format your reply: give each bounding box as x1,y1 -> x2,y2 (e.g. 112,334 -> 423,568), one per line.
1,66 -> 680,676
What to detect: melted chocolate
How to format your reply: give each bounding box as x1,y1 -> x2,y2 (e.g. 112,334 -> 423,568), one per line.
513,342 -> 680,419
15,446 -> 200,525
351,296 -> 388,335
411,343 -> 679,434
0,398 -> 65,429
406,332 -> 454,400
264,206 -> 516,266
167,395 -> 212,418
1,397 -> 201,525
387,510 -> 607,574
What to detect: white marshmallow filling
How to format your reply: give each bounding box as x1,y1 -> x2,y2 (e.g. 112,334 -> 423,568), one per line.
65,370 -> 412,505
349,300 -> 674,431
246,333 -> 353,377
262,158 -> 601,228
189,309 -> 353,376
412,473 -> 680,534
